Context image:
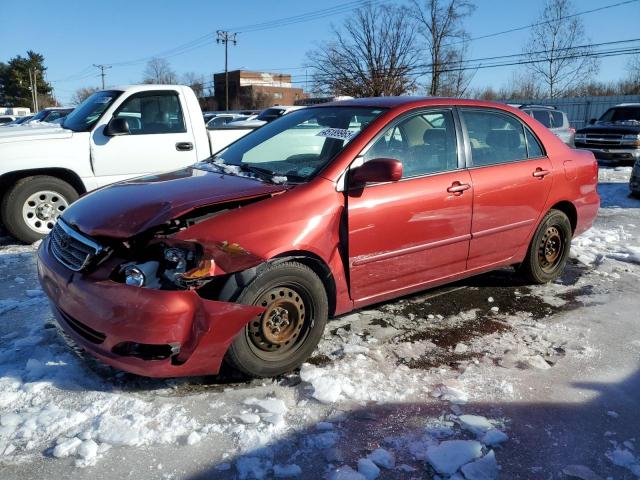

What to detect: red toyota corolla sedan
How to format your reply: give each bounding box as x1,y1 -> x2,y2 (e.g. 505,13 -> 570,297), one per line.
37,97 -> 599,378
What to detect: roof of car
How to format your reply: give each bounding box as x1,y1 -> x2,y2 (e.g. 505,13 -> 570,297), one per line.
319,96 -> 518,110
614,103 -> 640,107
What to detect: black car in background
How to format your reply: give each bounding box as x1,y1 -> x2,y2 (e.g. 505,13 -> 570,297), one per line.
575,103 -> 640,166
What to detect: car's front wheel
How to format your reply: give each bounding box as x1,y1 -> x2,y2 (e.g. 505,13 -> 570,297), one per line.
1,176 -> 78,243
225,261 -> 328,377
519,209 -> 572,284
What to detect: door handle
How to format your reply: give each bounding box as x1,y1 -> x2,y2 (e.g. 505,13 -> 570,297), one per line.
447,181 -> 471,195
175,142 -> 193,152
533,167 -> 551,178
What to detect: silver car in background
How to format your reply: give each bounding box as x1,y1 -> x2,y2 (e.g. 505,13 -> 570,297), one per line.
520,105 -> 575,147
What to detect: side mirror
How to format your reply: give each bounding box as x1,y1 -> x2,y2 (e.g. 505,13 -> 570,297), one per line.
104,117 -> 130,136
350,158 -> 403,186
588,118 -> 596,125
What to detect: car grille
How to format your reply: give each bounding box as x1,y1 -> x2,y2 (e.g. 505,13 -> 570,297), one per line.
49,220 -> 103,271
580,133 -> 623,148
57,307 -> 106,344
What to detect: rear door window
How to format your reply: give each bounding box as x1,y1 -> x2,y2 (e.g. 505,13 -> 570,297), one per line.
462,110 -> 528,166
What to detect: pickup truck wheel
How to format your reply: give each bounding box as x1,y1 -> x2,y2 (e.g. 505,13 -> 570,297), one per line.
519,209 -> 572,284
1,176 -> 78,243
225,261 -> 328,378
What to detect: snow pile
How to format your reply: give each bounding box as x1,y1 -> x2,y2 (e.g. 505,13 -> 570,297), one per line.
571,225 -> 638,266
0,255 -> 202,468
425,439 -> 483,475
299,353 -> 433,404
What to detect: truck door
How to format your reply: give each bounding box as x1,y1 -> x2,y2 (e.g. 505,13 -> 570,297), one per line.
90,90 -> 197,185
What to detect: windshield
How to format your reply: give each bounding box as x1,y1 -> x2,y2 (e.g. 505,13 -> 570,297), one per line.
256,108 -> 286,122
62,90 -> 123,132
599,107 -> 640,124
205,106 -> 385,182
28,110 -> 48,122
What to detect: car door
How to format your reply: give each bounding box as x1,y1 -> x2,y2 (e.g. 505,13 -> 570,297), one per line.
90,90 -> 198,184
460,108 -> 553,270
347,109 -> 473,304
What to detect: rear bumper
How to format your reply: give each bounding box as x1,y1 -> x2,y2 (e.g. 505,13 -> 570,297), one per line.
37,238 -> 264,378
574,189 -> 600,238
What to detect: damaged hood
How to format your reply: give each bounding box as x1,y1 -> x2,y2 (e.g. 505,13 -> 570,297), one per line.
62,166 -> 287,238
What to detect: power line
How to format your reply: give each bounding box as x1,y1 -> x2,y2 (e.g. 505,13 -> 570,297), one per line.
197,38 -> 640,87
49,0 -> 638,86
444,0 -> 640,47
302,39 -> 640,82
103,0 -> 382,69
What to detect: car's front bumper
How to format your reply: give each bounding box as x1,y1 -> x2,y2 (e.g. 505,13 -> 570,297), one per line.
37,238 -> 264,378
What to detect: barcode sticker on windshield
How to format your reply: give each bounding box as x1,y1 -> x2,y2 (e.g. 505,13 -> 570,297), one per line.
316,128 -> 357,141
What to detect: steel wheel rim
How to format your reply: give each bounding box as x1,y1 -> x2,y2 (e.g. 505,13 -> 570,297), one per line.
22,190 -> 69,235
538,225 -> 564,273
246,283 -> 313,361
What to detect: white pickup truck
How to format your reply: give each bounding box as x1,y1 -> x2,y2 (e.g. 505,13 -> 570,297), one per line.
0,84 -> 265,243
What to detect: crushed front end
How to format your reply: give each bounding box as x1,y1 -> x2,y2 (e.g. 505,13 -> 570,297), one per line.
37,218 -> 265,377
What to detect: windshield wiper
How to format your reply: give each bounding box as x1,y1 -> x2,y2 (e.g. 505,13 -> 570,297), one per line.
240,164 -> 280,182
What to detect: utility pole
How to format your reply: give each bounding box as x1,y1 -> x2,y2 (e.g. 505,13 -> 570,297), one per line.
93,64 -> 112,89
33,69 -> 38,112
27,69 -> 35,112
28,68 -> 39,112
216,30 -> 237,111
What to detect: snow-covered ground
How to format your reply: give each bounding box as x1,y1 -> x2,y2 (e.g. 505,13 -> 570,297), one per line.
1,167 -> 639,479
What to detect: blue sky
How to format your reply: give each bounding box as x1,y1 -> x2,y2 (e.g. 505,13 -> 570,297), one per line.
1,0 -> 639,104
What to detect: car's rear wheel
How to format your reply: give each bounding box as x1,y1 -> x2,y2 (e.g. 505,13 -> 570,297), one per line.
1,176 -> 78,244
519,209 -> 572,284
225,261 -> 328,377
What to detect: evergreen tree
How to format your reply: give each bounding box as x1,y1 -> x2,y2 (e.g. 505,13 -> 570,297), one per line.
0,51 -> 55,107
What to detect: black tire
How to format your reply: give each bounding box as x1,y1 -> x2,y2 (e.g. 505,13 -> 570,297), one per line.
0,175 -> 79,244
225,261 -> 328,378
519,209 -> 572,284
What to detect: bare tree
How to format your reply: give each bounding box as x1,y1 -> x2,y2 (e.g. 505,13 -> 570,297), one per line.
307,3 -> 419,97
523,0 -> 598,98
142,57 -> 178,85
70,86 -> 100,105
437,40 -> 476,97
626,54 -> 640,85
182,72 -> 205,97
410,0 -> 475,96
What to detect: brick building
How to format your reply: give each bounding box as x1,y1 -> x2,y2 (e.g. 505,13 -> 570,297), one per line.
209,70 -> 305,111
